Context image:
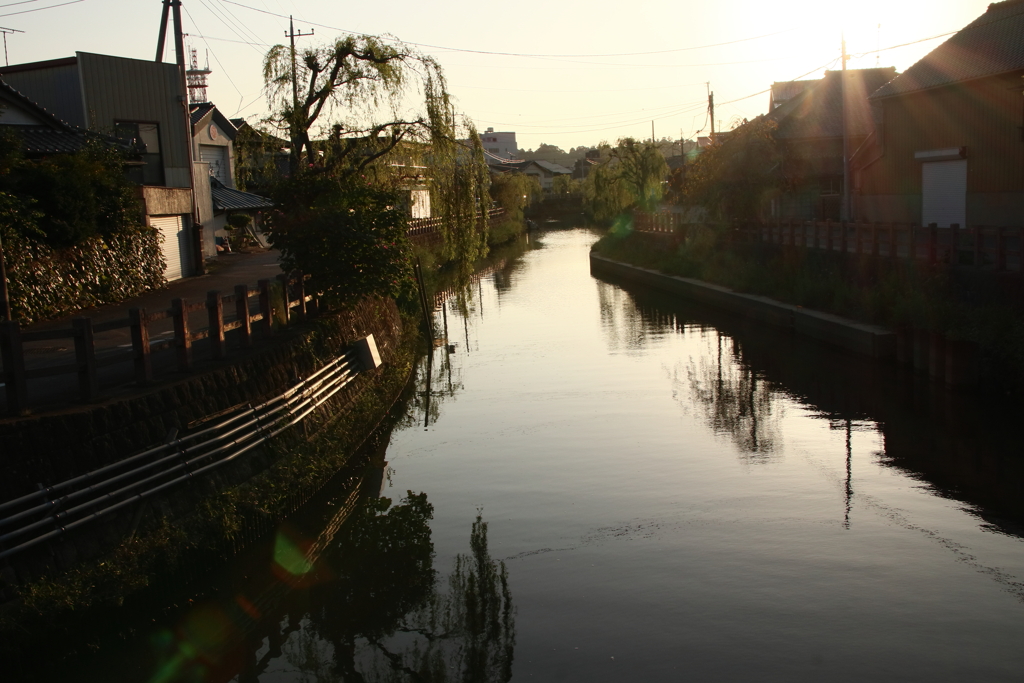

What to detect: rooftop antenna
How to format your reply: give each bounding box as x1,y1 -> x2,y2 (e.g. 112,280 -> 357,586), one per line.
186,45 -> 212,104
0,26 -> 24,67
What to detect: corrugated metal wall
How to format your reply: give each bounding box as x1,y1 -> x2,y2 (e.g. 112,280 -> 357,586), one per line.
0,63 -> 87,127
863,73 -> 1024,196
77,52 -> 190,188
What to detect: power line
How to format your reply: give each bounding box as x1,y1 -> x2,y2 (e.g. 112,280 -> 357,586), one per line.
181,31 -> 271,47
182,3 -> 247,107
221,0 -> 797,59
452,81 -> 709,94
0,1 -> 45,8
0,0 -> 81,18
197,0 -> 264,55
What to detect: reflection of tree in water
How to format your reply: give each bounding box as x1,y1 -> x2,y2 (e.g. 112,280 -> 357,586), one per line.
682,330 -> 783,460
297,494 -> 515,681
597,281 -> 653,354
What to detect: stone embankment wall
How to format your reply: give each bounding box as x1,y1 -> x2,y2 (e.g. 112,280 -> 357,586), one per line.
590,253 -> 896,358
0,297 -> 407,588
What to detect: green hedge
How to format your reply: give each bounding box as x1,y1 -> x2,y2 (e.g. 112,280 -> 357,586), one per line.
4,228 -> 165,324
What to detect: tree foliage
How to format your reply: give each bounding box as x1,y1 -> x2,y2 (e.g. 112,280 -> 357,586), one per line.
0,130 -> 144,248
266,178 -> 415,308
583,138 -> 668,222
682,117 -> 782,223
262,34 -> 493,298
263,34 -> 434,176
490,171 -> 541,222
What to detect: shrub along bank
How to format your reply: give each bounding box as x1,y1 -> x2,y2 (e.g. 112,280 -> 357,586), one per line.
593,225 -> 1024,387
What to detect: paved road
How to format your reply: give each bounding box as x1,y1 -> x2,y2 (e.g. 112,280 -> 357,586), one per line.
2,250 -> 285,415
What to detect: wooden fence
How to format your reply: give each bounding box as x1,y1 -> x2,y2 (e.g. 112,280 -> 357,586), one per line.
632,211 -> 1024,273
407,207 -> 506,239
758,220 -> 1023,272
0,272 -> 314,415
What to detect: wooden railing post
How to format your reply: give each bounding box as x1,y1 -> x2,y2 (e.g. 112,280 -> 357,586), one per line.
258,279 -> 273,336
950,223 -> 960,266
276,273 -> 290,326
129,307 -> 152,385
72,317 -> 97,402
927,223 -> 938,265
973,226 -> 983,268
234,284 -> 252,348
0,320 -> 27,414
825,219 -> 833,252
207,290 -> 225,360
172,298 -> 192,372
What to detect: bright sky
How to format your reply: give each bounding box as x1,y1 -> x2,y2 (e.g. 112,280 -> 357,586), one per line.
2,0 -> 996,150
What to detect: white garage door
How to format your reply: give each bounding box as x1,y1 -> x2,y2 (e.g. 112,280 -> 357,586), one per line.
151,215 -> 186,281
922,159 -> 967,227
199,144 -> 230,184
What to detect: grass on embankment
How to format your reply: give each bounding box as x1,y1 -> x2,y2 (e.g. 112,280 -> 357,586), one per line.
592,223 -> 1024,387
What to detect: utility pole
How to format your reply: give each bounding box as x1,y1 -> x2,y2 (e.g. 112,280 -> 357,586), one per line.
841,35 -> 850,222
708,87 -> 715,141
286,16 -> 313,148
651,120 -> 655,144
0,26 -> 23,67
156,1 -> 203,274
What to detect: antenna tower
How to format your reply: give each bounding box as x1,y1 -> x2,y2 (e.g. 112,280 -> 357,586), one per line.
186,46 -> 212,104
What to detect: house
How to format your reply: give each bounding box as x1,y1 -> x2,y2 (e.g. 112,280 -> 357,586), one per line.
0,78 -> 125,157
767,67 -> 897,221
769,79 -> 819,111
191,103 -> 273,248
857,0 -> 1024,228
492,159 -> 571,191
0,52 -> 196,280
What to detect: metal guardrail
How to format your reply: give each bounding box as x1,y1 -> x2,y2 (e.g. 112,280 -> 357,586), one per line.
0,335 -> 381,562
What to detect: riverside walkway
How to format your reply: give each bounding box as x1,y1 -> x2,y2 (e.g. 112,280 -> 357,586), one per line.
1,250 -> 284,415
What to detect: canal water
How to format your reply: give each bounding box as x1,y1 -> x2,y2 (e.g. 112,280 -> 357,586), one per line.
31,227 -> 1024,681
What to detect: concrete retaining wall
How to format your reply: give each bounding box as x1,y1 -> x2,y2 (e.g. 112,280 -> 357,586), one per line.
590,252 -> 895,359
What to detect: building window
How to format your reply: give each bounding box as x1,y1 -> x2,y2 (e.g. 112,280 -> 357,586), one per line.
115,121 -> 165,186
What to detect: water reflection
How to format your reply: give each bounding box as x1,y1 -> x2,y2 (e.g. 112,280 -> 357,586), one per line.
593,271 -> 1024,537
683,330 -> 783,460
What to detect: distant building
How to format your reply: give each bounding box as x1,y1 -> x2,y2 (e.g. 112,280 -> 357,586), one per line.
479,127 -> 518,162
492,159 -> 571,191
769,79 -> 820,110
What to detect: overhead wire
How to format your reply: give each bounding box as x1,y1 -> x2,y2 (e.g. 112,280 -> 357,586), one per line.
0,0 -> 81,17
221,0 -> 799,60
197,0 -> 265,55
182,3 -> 249,113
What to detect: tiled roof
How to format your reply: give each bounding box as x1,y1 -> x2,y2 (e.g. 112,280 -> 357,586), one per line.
769,68 -> 896,139
0,78 -> 128,155
18,126 -> 90,154
770,79 -> 820,109
532,160 -> 573,175
872,0 -> 1024,98
190,102 -> 216,127
210,177 -> 274,212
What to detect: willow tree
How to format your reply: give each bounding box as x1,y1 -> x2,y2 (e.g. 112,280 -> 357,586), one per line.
262,34 -> 492,303
425,73 -> 491,271
583,138 -> 668,222
264,35 -> 426,176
